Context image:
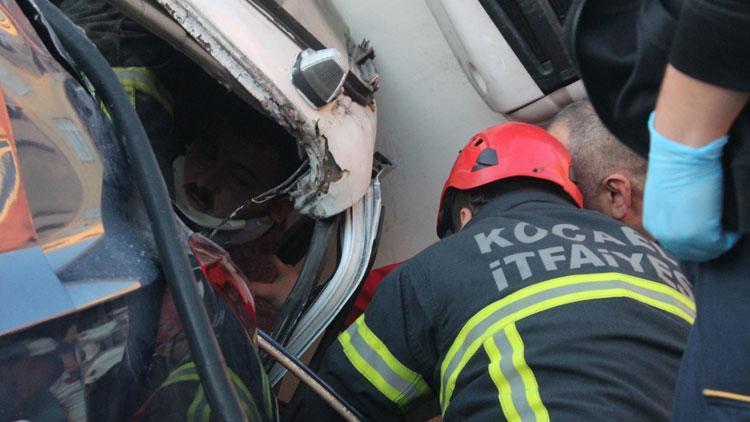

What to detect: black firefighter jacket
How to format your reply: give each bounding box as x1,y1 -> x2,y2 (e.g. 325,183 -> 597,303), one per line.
302,188 -> 694,421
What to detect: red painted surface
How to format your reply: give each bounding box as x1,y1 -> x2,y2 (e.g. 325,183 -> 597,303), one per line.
0,89 -> 37,253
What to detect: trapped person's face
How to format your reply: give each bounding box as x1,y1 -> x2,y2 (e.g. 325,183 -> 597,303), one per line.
182,126 -> 288,219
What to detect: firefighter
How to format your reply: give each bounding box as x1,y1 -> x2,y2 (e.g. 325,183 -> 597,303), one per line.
328,100 -> 648,334
333,100 -> 650,338
300,122 -> 693,420
568,0 -> 750,418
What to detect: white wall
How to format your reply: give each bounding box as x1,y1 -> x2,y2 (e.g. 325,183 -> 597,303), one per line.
332,0 -> 506,265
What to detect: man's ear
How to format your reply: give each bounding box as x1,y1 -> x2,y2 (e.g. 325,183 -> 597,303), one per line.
600,174 -> 632,220
459,207 -> 474,229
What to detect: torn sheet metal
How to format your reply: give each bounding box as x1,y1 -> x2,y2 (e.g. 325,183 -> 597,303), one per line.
156,0 -> 377,218
268,177 -> 382,384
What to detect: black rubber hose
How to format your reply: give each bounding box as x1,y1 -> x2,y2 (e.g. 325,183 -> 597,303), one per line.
258,330 -> 363,422
30,1 -> 247,420
268,216 -> 339,348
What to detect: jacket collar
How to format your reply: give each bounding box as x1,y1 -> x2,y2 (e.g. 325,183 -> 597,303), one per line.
465,187 -> 577,228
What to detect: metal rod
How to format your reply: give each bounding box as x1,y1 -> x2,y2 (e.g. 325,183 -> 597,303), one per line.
257,330 -> 362,422
268,215 -> 338,347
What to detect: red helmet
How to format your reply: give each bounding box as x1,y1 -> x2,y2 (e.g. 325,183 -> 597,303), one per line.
437,122 -> 583,237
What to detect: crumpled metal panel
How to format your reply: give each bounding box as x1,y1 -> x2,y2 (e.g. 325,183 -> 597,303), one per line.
268,177 -> 382,384
157,0 -> 376,218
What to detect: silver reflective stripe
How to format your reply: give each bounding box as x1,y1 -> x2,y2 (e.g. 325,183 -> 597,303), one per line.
496,328 -> 529,418
440,274 -> 695,412
343,318 -> 431,407
484,323 -> 549,422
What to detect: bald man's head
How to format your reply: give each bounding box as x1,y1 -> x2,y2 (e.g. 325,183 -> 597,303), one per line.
548,100 -> 649,235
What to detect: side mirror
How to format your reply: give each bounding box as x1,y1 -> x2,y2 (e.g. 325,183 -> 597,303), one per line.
291,48 -> 349,108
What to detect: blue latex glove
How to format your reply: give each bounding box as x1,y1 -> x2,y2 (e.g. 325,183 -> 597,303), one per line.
644,113 -> 739,262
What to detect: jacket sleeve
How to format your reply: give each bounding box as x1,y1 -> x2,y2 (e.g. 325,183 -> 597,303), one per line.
300,261 -> 437,421
669,0 -> 750,91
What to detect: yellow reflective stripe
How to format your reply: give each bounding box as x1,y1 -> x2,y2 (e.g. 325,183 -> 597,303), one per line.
356,317 -> 431,398
161,362 -> 199,389
439,272 -> 695,413
112,66 -> 174,116
484,323 -> 548,422
201,401 -> 211,422
166,361 -> 196,379
340,329 -> 403,404
259,356 -> 274,420
187,385 -> 206,422
229,368 -> 262,421
158,361 -> 265,420
117,75 -> 137,108
339,316 -> 432,409
161,374 -> 200,388
484,335 -> 520,422
505,323 -> 549,422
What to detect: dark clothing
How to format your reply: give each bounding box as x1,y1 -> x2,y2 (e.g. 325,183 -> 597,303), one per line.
568,1 -> 750,419
134,279 -> 276,422
302,188 -> 693,421
567,0 -> 750,234
566,0 -> 681,158
58,0 -> 174,68
669,1 -> 750,239
59,0 -> 181,184
672,237 -> 750,420
567,0 -> 750,151
669,0 -> 750,92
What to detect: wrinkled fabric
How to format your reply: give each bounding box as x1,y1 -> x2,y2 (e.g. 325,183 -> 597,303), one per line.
566,0 -> 750,234
343,261 -> 404,328
673,238 -> 750,421
301,188 -> 692,421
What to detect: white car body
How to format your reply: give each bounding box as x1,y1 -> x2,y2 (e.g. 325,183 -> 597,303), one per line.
426,0 -> 585,122
155,0 -> 378,217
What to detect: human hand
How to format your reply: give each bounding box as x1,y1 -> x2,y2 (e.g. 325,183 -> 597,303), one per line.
247,255 -> 298,310
643,113 -> 739,262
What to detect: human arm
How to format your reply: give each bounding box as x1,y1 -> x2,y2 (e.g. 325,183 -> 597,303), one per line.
247,255 -> 298,310
298,262 -> 437,420
653,66 -> 748,148
643,1 -> 750,261
644,80 -> 744,261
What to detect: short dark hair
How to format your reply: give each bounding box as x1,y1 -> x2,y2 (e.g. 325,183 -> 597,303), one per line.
548,100 -> 646,204
449,177 -> 573,233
